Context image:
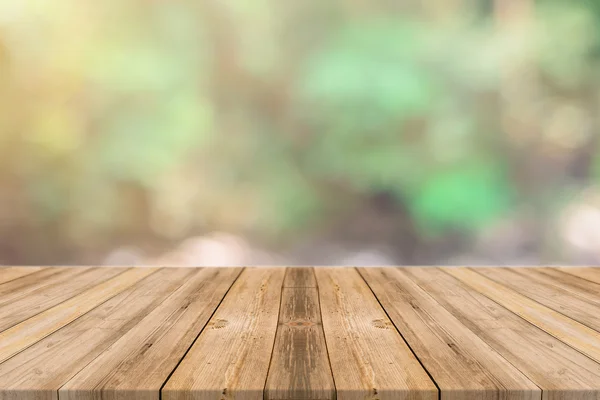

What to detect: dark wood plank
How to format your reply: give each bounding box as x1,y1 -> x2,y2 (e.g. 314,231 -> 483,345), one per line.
405,267 -> 600,400
315,267 -> 438,400
265,268 -> 335,400
162,268 -> 286,400
360,267 -> 540,400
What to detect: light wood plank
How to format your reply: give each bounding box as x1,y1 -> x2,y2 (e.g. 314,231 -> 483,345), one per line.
284,267 -> 317,288
60,267 -> 242,400
475,268 -> 600,332
162,268 -> 286,400
265,268 -> 335,400
558,267 -> 600,285
0,268 -> 126,332
523,268 -> 600,305
405,268 -> 600,400
0,268 -> 73,302
359,267 -> 540,400
445,267 -> 600,363
0,267 -> 158,363
0,268 -> 195,400
0,267 -> 45,285
315,267 -> 437,400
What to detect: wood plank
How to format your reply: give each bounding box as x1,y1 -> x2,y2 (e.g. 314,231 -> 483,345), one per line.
0,267 -> 158,363
0,267 -> 45,285
0,267 -> 126,332
523,268 -> 600,305
0,268 -> 196,400
162,268 -> 286,400
0,267 -> 73,302
284,267 -> 317,288
265,267 -> 335,400
445,267 -> 600,363
314,267 -> 437,400
475,268 -> 600,332
60,267 -> 242,400
359,267 -> 540,400
558,267 -> 600,285
404,268 -> 600,400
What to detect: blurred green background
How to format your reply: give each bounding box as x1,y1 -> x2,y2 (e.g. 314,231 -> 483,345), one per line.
1,0 -> 600,266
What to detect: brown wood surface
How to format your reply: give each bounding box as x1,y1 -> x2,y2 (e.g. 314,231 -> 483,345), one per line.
1,266 -> 600,400
558,267 -> 600,285
162,268 -> 286,400
265,268 -> 335,400
315,267 -> 438,400
474,268 -> 600,332
0,267 -> 125,332
523,268 -> 600,305
359,267 -> 539,400
0,267 -> 45,285
0,268 -> 190,400
60,267 -> 242,400
407,267 -> 600,400
445,267 -> 600,364
0,267 -> 158,364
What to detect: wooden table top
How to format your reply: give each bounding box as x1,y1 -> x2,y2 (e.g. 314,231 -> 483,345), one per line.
1,267 -> 600,400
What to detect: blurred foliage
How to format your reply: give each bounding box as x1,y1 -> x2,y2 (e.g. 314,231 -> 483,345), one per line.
1,0 -> 600,263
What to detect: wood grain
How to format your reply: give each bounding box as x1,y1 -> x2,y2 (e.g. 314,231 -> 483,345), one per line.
359,267 -> 540,400
1,266 -> 600,400
0,267 -> 45,285
405,268 -> 600,400
0,268 -> 195,400
162,268 -> 286,400
284,267 -> 317,288
558,267 -> 600,285
445,267 -> 600,364
0,267 -> 158,364
523,268 -> 600,305
265,268 -> 335,400
0,267 -> 125,332
475,268 -> 600,332
0,267 -> 72,304
315,267 -> 437,400
60,267 -> 242,400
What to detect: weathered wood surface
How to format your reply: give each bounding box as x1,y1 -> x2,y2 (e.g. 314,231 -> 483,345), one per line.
315,267 -> 438,400
162,268 -> 285,400
265,268 -> 334,400
1,266 -> 600,400
359,267 -> 539,400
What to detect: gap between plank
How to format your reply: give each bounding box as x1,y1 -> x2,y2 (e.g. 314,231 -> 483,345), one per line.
466,267 -> 600,358
54,267 -> 210,399
397,267 -> 544,399
313,266 -> 337,400
1,267 -> 160,366
262,267 -> 287,400
0,268 -> 131,334
157,267 -> 245,400
438,267 -> 600,392
480,268 -> 600,335
355,267 -> 441,400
